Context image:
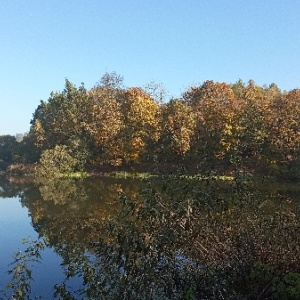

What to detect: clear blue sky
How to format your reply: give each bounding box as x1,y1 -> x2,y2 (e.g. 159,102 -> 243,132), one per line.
1,0 -> 300,135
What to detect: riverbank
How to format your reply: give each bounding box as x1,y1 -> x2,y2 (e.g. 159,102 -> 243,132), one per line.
2,162 -> 298,183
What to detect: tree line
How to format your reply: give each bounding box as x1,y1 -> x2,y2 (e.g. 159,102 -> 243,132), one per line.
1,73 -> 299,178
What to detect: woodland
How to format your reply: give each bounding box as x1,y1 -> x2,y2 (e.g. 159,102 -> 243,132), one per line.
0,72 -> 300,179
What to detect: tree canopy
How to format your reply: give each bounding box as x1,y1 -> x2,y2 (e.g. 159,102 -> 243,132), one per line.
1,74 -> 299,178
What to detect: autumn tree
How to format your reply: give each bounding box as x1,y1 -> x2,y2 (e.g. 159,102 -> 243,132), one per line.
263,89 -> 300,177
159,99 -> 196,159
264,83 -> 282,102
228,80 -> 273,170
87,78 -> 124,166
183,81 -> 241,168
118,87 -> 161,164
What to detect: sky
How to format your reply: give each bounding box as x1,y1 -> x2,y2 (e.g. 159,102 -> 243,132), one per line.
1,0 -> 300,135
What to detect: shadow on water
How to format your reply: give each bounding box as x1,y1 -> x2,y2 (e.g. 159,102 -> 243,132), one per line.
0,174 -> 300,299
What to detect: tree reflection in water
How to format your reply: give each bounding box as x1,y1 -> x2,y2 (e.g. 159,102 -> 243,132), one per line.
2,175 -> 300,299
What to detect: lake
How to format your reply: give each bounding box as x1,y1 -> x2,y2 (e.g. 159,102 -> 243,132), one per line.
0,175 -> 299,299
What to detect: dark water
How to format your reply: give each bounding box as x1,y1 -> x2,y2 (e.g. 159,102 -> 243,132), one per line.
0,176 -> 299,299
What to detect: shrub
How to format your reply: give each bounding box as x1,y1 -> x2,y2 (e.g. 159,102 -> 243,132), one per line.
35,145 -> 78,178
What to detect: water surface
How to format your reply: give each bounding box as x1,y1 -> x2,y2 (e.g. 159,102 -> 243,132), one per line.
0,176 -> 299,299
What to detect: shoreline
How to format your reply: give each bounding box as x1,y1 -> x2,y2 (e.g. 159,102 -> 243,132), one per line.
1,163 -> 300,184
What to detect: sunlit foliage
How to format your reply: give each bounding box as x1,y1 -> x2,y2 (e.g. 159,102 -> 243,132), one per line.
118,87 -> 160,164
0,73 -> 295,178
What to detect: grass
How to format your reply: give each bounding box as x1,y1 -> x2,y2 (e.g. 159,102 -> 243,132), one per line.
177,174 -> 235,181
109,171 -> 157,179
108,171 -> 235,181
60,171 -> 91,179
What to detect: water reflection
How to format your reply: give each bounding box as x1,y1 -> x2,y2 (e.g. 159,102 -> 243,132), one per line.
0,176 -> 299,299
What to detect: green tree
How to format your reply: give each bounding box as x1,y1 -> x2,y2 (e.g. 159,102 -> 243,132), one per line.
35,145 -> 79,179
30,80 -> 92,168
0,135 -> 17,164
13,133 -> 41,164
231,79 -> 245,99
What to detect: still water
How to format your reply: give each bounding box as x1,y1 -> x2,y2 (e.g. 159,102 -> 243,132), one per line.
0,176 -> 299,299
0,197 -> 83,298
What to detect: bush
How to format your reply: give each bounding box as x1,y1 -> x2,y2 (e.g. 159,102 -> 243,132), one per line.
35,145 -> 78,178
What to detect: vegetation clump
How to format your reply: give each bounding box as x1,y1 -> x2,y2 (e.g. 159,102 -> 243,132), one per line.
35,145 -> 79,179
